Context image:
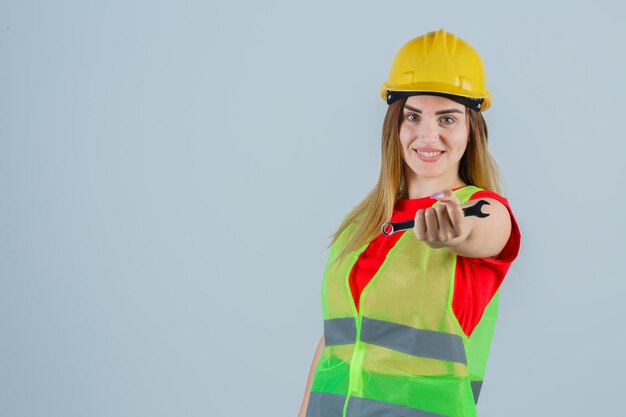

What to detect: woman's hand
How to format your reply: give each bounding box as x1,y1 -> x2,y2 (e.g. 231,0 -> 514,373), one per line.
413,189 -> 472,249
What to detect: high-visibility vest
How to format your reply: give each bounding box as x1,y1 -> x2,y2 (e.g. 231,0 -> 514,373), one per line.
306,185 -> 501,417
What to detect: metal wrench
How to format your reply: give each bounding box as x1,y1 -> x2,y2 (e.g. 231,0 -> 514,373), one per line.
380,199 -> 491,236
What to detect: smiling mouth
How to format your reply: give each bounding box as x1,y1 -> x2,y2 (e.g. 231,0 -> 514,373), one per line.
414,149 -> 444,157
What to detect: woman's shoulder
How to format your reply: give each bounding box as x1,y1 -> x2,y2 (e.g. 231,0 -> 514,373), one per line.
465,187 -> 521,263
465,188 -> 517,224
443,186 -> 513,217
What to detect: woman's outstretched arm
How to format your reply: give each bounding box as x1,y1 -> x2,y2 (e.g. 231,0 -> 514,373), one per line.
415,190 -> 513,259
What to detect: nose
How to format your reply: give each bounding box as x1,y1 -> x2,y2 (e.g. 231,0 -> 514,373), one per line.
415,119 -> 440,142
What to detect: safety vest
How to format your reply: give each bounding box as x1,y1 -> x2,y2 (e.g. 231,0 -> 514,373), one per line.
306,185 -> 501,417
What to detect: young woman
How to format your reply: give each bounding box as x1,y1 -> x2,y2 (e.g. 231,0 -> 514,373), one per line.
298,28 -> 521,417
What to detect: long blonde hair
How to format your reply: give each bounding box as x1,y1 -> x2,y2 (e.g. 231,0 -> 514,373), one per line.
326,96 -> 503,261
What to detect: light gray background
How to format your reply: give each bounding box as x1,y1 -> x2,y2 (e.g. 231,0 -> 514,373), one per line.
1,1 -> 625,416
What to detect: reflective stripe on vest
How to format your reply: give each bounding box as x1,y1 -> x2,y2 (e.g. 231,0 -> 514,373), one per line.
325,316 -> 466,364
471,380 -> 483,403
307,391 -> 451,417
323,317 -> 356,346
308,185 -> 501,417
307,380 -> 485,417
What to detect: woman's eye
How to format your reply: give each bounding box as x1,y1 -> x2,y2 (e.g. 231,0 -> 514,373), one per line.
440,116 -> 455,124
406,114 -> 419,121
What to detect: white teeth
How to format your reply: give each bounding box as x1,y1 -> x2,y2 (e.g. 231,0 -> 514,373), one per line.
416,150 -> 442,157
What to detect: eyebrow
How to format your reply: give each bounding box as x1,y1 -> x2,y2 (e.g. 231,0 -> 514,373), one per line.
403,105 -> 464,115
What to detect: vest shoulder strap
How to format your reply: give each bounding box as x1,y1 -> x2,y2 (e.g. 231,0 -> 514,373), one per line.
454,185 -> 484,204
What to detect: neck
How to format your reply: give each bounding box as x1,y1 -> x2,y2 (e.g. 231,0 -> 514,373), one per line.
403,171 -> 467,199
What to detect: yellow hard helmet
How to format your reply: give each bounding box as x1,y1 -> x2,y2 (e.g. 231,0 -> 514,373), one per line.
380,28 -> 492,112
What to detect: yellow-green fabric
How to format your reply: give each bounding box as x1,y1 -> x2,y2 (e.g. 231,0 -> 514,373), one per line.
306,185 -> 501,417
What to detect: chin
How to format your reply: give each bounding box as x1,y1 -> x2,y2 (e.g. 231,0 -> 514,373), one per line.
412,168 -> 442,178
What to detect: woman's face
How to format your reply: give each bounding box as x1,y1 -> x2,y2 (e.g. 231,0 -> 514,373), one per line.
399,95 -> 469,183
